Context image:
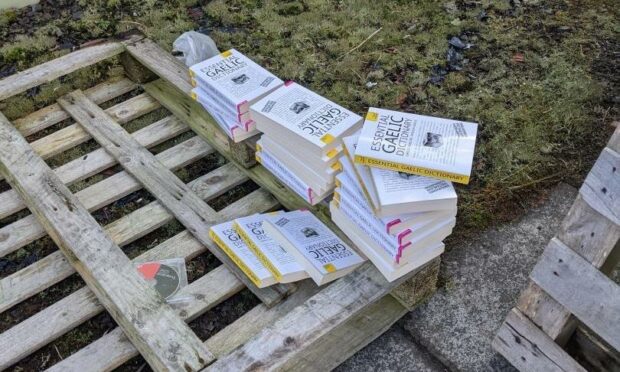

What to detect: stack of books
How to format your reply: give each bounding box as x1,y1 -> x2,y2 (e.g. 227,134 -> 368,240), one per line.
189,49 -> 284,142
250,82 -> 363,204
330,108 -> 478,282
210,210 -> 366,287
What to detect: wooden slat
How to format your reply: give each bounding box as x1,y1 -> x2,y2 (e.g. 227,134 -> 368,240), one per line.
13,78 -> 137,137
0,137 -> 212,312
0,188 -> 277,370
0,136 -> 211,259
0,41 -> 126,102
493,308 -> 587,372
517,198 -> 620,342
0,112 -> 212,371
579,147 -> 619,226
530,238 -> 620,351
0,92 -> 160,184
124,38 -> 193,94
0,115 -> 188,220
281,294 -> 407,371
28,93 -> 159,161
58,90 -> 291,306
206,261 -> 424,371
47,267 -> 239,372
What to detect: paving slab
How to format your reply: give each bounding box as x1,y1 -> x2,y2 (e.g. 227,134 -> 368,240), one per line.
399,182 -> 578,371
336,325 -> 447,372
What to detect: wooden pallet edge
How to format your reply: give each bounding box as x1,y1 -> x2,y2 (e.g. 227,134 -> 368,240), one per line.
530,238 -> 620,351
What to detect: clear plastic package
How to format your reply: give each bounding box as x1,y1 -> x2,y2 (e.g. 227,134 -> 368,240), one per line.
135,258 -> 190,304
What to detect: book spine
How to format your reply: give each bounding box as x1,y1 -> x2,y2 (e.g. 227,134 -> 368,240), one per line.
192,76 -> 240,114
208,229 -> 263,287
255,149 -> 316,205
334,191 -> 401,259
354,155 -> 470,184
233,223 -> 283,282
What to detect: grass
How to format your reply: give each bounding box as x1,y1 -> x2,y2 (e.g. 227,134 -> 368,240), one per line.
2,0 -> 614,233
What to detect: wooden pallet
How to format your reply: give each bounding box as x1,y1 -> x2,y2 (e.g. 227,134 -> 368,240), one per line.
0,34 -> 441,371
492,127 -> 620,372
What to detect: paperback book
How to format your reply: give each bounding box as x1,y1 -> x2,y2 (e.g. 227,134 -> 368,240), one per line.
192,88 -> 258,142
233,212 -> 308,283
257,137 -> 339,192
250,82 -> 363,157
190,85 -> 253,125
255,147 -> 332,205
339,146 -> 457,217
354,108 -> 478,184
263,210 -> 365,285
330,203 -> 445,282
334,186 -> 455,263
209,221 -> 277,288
189,49 -> 284,115
342,132 -> 380,212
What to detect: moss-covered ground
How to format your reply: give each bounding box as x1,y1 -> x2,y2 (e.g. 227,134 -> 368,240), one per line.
0,0 -> 618,370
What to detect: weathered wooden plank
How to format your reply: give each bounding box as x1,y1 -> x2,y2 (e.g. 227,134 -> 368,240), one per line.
0,136 -> 210,259
579,147 -> 619,226
13,78 -> 136,137
492,308 -> 587,372
0,115 -> 188,220
46,267 -> 240,372
206,260 -> 426,371
518,194 -> 620,342
125,38 -> 193,94
0,41 -> 125,102
0,112 -> 212,371
530,238 -> 620,351
0,161 -> 244,314
281,294 -> 407,371
0,188 -> 278,370
0,92 -> 160,184
58,90 -> 291,306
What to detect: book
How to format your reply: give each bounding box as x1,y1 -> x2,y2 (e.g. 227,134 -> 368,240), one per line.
341,132 -> 380,212
354,108 -> 478,184
201,100 -> 258,142
335,172 -> 455,237
191,86 -> 253,126
330,202 -> 444,282
335,171 -> 451,239
263,210 -> 365,285
189,49 -> 283,115
250,81 -> 363,157
257,137 -> 339,192
255,147 -> 332,205
209,221 -> 277,288
191,89 -> 259,143
339,144 -> 457,216
334,185 -> 454,263
369,167 -> 457,215
233,213 -> 308,283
